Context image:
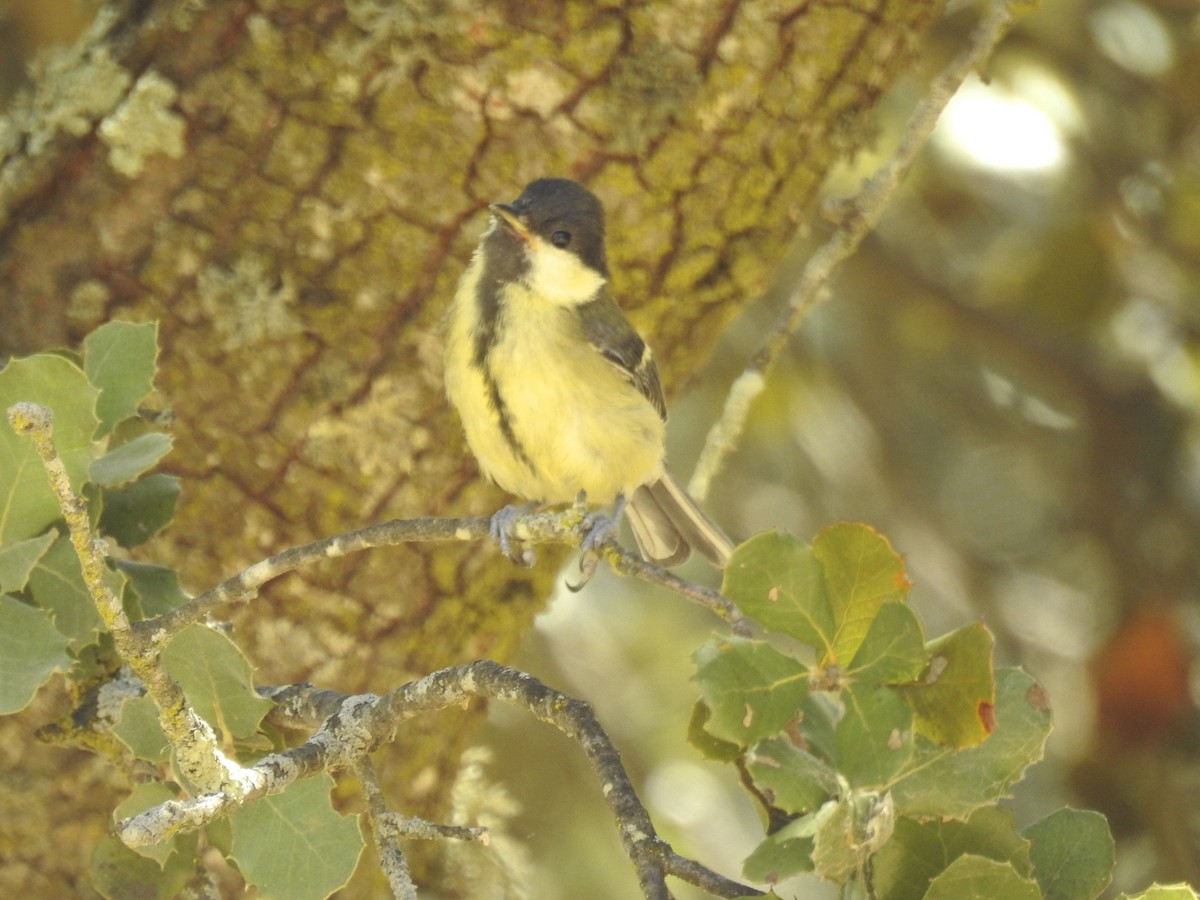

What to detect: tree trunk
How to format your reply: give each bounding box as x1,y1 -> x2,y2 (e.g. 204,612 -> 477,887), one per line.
0,0 -> 940,893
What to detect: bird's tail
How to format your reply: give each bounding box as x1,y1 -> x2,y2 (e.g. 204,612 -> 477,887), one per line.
626,470 -> 735,568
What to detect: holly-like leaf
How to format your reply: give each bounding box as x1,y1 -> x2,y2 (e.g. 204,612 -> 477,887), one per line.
693,636 -> 808,746
811,523 -> 910,667
889,668 -> 1052,820
923,854 -> 1041,900
744,737 -> 840,815
118,560 -> 190,618
26,534 -> 105,648
871,807 -> 1034,900
846,601 -> 927,685
84,320 -> 159,437
687,699 -> 742,762
162,624 -> 274,745
0,354 -> 100,542
742,818 -> 815,885
1024,807 -> 1114,900
112,693 -> 169,763
229,773 -> 364,900
723,532 -> 833,649
834,683 -> 912,787
0,595 -> 70,714
721,525 -> 912,672
90,833 -> 194,900
1118,887 -> 1200,900
896,622 -> 995,748
90,432 -> 173,486
0,530 -> 56,593
100,473 -> 180,548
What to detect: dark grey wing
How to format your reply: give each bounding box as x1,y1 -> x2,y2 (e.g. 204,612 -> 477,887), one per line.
576,291 -> 667,420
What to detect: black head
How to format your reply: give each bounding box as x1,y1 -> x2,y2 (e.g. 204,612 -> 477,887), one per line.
494,178 -> 609,278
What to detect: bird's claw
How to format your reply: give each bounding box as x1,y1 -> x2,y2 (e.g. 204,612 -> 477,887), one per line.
489,504 -> 536,566
567,494 -> 626,591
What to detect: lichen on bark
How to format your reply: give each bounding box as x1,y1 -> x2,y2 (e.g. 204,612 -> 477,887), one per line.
0,0 -> 941,893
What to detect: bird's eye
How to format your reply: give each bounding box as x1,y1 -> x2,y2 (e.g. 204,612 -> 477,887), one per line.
550,230 -> 572,248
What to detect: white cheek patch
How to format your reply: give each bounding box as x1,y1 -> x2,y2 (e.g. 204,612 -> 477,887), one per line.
522,237 -> 606,306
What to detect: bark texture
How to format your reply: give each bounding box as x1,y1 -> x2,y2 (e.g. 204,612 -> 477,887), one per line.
0,0 -> 940,893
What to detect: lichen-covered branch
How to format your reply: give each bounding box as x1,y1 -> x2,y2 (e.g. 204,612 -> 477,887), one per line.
356,756 -> 418,900
133,504 -> 745,646
125,662 -> 764,900
6,401 -> 254,796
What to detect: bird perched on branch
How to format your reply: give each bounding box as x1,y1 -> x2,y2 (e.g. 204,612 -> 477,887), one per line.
444,177 -> 733,568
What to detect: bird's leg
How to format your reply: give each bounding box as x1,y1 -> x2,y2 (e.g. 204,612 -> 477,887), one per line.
570,493 -> 626,590
489,503 -> 538,566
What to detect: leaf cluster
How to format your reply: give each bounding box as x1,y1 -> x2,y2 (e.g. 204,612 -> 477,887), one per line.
688,525 -> 1126,898
0,325 -> 362,899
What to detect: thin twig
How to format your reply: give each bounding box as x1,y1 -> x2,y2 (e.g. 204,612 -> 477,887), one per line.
356,756 -> 418,900
689,0 -> 1034,500
132,506 -> 745,645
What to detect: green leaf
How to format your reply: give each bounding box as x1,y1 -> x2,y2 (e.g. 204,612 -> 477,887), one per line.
162,624 -> 274,745
229,773 -> 364,900
797,693 -> 838,762
687,699 -> 743,762
118,560 -> 190,618
0,530 -> 56,593
693,636 -> 809,745
26,534 -> 105,648
90,833 -> 195,900
90,432 -> 173,486
721,525 -> 912,671
100,473 -> 180,548
723,531 -> 833,649
112,693 -> 169,763
84,321 -> 159,436
835,684 -> 912,787
745,737 -> 840,815
871,807 -> 1033,900
1024,808 -> 1114,900
896,622 -> 996,748
114,782 -> 198,868
0,354 -> 100,542
847,601 -> 927,684
811,522 -> 910,666
923,854 -> 1041,900
1118,886 -> 1200,900
889,668 -> 1052,820
742,819 -> 815,884
0,595 -> 70,714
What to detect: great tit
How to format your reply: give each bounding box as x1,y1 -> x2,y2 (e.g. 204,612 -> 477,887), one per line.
444,177 -> 733,567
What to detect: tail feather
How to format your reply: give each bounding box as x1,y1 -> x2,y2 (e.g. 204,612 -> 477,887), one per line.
626,470 -> 734,568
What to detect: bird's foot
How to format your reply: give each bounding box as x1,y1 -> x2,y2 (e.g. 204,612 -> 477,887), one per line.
489,503 -> 537,566
569,494 -> 627,591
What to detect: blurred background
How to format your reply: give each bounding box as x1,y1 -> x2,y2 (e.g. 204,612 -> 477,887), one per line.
5,0 -> 1200,897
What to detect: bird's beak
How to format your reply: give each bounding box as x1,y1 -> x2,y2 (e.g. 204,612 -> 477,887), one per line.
490,203 -> 532,241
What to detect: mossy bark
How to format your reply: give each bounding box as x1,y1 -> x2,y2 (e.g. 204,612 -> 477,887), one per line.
0,0 -> 940,893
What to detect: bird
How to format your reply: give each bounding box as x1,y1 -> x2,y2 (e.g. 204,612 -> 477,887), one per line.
444,177 -> 733,568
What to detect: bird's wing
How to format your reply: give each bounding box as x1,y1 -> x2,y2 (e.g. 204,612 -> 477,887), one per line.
576,291 -> 667,420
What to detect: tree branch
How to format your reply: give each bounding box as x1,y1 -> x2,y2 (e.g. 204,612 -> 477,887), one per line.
6,402 -> 256,796
132,505 -> 747,645
127,662 -> 764,900
356,755 -> 418,900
